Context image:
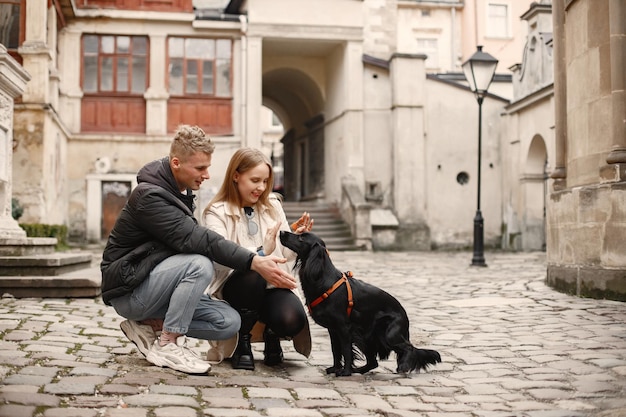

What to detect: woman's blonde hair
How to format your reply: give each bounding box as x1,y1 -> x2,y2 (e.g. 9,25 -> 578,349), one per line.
205,147 -> 278,219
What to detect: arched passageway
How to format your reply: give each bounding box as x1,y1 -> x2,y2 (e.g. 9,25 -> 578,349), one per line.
521,134 -> 548,250
262,66 -> 326,201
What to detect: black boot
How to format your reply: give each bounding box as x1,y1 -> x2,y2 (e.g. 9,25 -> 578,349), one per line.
231,309 -> 257,370
263,327 -> 283,366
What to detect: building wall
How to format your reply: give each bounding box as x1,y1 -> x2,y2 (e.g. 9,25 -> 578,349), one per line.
426,80 -> 506,249
397,1 -> 461,71
362,63 -> 393,206
546,0 -> 626,301
503,1 -> 554,252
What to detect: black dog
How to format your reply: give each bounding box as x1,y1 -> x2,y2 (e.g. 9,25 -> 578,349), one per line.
280,231 -> 441,376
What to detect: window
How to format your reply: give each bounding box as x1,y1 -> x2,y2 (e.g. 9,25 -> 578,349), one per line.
416,38 -> 439,70
168,37 -> 232,97
83,35 -> 148,94
166,37 -> 234,134
80,34 -> 149,133
0,0 -> 24,61
487,3 -> 509,38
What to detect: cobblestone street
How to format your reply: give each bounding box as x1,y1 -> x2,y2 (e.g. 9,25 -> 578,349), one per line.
1,250 -> 625,417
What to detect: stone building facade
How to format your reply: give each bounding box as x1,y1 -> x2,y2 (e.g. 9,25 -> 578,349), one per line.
7,0 -> 531,250
545,0 -> 626,301
7,0 -> 625,300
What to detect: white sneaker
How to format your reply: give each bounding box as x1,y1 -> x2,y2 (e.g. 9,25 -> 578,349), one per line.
120,320 -> 156,358
146,336 -> 211,374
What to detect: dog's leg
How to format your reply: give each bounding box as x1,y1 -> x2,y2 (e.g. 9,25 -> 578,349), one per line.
335,329 -> 353,376
353,351 -> 378,374
325,329 -> 344,375
324,327 -> 354,376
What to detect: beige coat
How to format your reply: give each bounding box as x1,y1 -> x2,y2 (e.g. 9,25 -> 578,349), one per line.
202,194 -> 311,362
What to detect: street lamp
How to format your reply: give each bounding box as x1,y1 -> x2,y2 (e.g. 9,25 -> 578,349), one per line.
462,45 -> 498,267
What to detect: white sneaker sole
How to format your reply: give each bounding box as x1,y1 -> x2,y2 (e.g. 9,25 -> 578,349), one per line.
120,320 -> 155,358
146,343 -> 211,374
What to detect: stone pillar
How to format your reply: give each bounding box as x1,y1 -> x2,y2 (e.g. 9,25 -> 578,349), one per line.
0,45 -> 31,239
58,29 -> 83,133
343,41 -> 365,187
389,53 -> 430,249
243,36 -> 262,148
145,34 -> 169,135
605,0 -> 626,170
550,0 -> 567,190
19,0 -> 49,104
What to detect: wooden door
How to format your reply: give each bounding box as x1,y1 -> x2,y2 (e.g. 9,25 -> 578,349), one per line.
101,181 -> 131,239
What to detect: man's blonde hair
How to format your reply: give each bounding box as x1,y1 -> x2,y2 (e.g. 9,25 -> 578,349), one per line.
170,125 -> 215,161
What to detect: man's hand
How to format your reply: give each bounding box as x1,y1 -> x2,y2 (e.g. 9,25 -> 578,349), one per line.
251,254 -> 297,289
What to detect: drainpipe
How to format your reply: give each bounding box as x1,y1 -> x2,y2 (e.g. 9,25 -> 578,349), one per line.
239,13 -> 248,143
451,6 -> 456,70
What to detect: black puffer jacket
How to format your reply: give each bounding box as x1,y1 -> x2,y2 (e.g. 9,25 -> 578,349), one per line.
100,157 -> 255,305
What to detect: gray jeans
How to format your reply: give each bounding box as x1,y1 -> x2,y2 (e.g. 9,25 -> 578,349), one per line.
110,254 -> 240,340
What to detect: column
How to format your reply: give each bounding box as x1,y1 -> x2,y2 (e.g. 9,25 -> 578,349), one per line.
243,36 -> 262,148
550,0 -> 567,190
0,45 -> 31,239
390,53 -> 427,224
605,0 -> 626,168
19,0 -> 49,104
145,34 -> 169,135
343,41 -> 365,186
58,29 -> 83,133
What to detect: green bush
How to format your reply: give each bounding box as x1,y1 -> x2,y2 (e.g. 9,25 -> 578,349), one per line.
11,198 -> 23,220
19,223 -> 68,250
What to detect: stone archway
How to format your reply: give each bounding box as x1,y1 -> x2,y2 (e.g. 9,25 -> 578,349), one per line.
521,134 -> 548,250
262,66 -> 325,202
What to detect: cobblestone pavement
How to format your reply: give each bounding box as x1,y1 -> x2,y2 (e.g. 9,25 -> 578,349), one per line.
1,250 -> 625,417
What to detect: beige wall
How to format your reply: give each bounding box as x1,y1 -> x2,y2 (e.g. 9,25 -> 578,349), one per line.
397,2 -> 460,71
425,80 -> 506,248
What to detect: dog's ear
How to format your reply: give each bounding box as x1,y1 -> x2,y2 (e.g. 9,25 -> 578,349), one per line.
304,241 -> 328,281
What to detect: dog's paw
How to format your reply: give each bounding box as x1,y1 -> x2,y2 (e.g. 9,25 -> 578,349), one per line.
335,368 -> 352,377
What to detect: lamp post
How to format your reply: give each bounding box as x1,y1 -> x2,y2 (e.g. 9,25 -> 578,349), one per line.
462,45 -> 498,267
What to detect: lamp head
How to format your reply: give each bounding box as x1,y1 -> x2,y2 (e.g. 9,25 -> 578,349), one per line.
462,46 -> 498,99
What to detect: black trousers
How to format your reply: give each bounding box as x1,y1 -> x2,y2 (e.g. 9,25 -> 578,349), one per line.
222,270 -> 306,338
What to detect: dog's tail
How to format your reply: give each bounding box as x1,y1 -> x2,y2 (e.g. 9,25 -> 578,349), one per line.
397,346 -> 442,374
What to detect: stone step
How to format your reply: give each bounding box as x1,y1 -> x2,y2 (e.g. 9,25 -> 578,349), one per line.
0,237 -> 58,256
281,201 -> 365,251
0,266 -> 101,298
0,252 -> 94,276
